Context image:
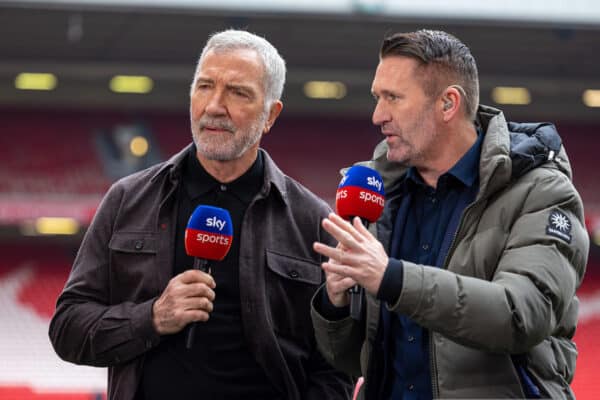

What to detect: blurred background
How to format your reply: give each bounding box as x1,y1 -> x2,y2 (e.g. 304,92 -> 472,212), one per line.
0,0 -> 598,398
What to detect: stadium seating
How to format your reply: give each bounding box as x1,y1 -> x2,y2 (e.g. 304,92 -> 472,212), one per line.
0,110 -> 598,399
0,111 -> 110,196
0,241 -> 106,398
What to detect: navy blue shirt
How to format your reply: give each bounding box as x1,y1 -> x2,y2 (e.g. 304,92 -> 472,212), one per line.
377,132 -> 483,400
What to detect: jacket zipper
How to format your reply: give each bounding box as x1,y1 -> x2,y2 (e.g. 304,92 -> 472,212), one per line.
429,330 -> 440,398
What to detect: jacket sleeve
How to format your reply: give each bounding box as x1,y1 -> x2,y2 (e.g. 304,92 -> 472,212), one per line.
48,182 -> 161,367
387,169 -> 588,354
309,215 -> 365,380
304,337 -> 354,400
305,211 -> 355,398
310,288 -> 364,378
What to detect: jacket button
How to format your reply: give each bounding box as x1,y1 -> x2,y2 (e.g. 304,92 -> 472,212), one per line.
134,240 -> 144,250
289,270 -> 299,279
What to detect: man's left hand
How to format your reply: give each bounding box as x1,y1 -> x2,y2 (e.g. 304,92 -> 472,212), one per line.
313,213 -> 389,296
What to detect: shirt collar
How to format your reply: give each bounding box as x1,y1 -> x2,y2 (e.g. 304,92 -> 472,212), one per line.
447,128 -> 483,188
184,145 -> 264,204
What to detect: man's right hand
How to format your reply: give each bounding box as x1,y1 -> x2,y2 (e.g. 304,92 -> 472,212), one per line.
152,269 -> 216,335
323,252 -> 356,308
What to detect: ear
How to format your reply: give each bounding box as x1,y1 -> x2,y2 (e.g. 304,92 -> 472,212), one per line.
263,100 -> 283,134
440,86 -> 461,122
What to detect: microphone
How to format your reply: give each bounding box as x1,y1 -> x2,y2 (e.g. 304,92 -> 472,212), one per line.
335,165 -> 385,320
184,205 -> 233,349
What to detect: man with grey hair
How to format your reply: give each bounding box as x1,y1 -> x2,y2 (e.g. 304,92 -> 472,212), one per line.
49,29 -> 352,400
311,29 -> 587,399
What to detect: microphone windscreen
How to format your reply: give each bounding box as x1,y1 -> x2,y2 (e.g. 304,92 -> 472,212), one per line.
185,205 -> 233,261
336,165 -> 385,223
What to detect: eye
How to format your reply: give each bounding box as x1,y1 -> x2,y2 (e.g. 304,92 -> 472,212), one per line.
196,82 -> 212,91
232,88 -> 251,98
385,93 -> 399,102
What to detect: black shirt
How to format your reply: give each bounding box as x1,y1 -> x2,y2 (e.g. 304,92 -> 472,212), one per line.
140,147 -> 281,399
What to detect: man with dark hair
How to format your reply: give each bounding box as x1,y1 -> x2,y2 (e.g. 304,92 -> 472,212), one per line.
311,29 -> 588,399
49,30 -> 352,400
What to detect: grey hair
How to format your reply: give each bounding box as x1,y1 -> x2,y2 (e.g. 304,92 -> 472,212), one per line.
190,29 -> 286,105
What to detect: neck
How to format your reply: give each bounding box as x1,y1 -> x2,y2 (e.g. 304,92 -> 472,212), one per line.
417,119 -> 478,188
196,147 -> 259,183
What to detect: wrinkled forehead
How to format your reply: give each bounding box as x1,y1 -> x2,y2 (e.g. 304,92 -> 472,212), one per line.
199,48 -> 265,77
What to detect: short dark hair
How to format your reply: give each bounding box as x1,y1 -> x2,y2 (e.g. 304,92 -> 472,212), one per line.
380,29 -> 479,120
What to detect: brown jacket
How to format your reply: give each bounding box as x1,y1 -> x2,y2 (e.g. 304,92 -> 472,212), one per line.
49,145 -> 352,400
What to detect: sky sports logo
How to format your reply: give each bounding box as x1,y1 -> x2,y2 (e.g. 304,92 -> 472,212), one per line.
336,188 -> 384,206
194,232 -> 231,245
339,173 -> 382,192
366,175 -> 382,191
205,216 -> 227,231
194,216 -> 230,244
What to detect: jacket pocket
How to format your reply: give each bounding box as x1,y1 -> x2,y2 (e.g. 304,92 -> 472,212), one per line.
108,231 -> 159,303
265,249 -> 322,341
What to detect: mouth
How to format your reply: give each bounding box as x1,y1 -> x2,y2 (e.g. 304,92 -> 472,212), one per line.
383,132 -> 400,146
202,126 -> 230,133
380,125 -> 394,136
200,124 -> 235,135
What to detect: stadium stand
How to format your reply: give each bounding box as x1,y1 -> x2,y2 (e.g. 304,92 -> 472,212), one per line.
0,111 -> 110,196
572,255 -> 600,398
0,240 -> 106,399
559,123 -> 600,211
0,109 -> 598,399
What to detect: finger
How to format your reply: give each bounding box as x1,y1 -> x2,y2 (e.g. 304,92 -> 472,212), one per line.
184,309 -> 211,323
178,270 -> 216,288
353,216 -> 374,239
182,283 -> 216,301
313,241 -> 343,262
327,275 -> 357,292
324,267 -> 347,281
328,214 -> 366,244
322,261 -> 357,281
184,297 -> 214,313
322,219 -> 362,251
328,212 -> 354,229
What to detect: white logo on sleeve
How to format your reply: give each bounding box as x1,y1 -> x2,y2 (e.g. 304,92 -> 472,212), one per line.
546,210 -> 572,243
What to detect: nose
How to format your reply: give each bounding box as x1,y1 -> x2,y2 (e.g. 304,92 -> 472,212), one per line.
205,89 -> 227,116
372,100 -> 389,126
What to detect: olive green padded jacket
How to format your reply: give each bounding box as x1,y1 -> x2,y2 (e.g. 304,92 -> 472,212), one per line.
312,105 -> 589,399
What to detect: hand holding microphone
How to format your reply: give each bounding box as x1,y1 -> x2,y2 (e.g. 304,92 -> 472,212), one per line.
152,205 -> 232,349
314,165 -> 385,320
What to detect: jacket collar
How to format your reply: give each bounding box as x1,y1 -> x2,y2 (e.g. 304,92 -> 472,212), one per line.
150,143 -> 289,205
474,104 -> 512,199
